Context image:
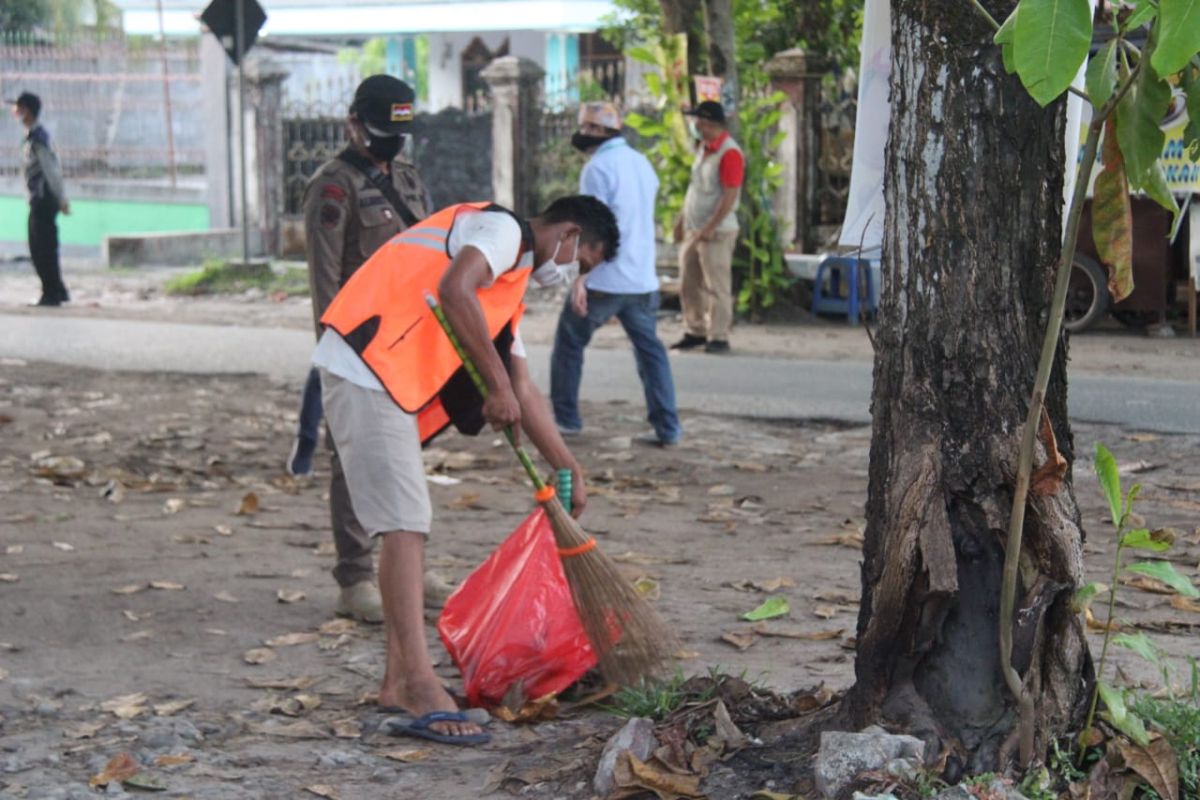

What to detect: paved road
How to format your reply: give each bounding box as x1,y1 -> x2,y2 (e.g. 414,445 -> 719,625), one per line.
2,313 -> 1197,433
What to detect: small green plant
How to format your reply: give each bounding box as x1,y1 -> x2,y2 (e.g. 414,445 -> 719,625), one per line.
603,668 -> 694,720
733,85 -> 790,319
1076,443 -> 1200,762
1132,660 -> 1200,800
164,259 -> 309,297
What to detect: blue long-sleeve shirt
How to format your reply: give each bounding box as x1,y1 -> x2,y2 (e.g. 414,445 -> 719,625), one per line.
579,136 -> 660,294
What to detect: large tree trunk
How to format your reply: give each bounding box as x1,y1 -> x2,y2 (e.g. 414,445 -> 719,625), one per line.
658,0 -> 708,79
842,0 -> 1092,775
703,0 -> 738,113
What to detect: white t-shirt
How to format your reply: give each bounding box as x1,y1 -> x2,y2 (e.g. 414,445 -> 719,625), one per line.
312,209 -> 528,391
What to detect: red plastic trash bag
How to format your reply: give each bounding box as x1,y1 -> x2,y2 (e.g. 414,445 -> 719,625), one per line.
437,507 -> 597,708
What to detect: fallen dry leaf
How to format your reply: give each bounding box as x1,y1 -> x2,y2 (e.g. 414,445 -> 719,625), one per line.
318,634 -> 352,652
162,498 -> 185,515
721,630 -> 758,650
276,589 -> 306,604
149,580 -> 185,591
813,605 -> 838,619
89,752 -> 139,788
1169,595 -> 1200,613
331,718 -> 362,739
250,719 -> 326,739
1086,607 -> 1120,632
121,610 -> 147,622
243,647 -> 277,665
447,492 -> 485,510
0,573 -> 17,583
101,692 -> 149,719
1118,575 -> 1176,594
265,632 -> 319,648
51,541 -> 75,552
381,748 -> 432,763
712,699 -> 749,751
214,524 -> 233,536
64,721 -> 106,739
318,618 -> 357,636
120,629 -> 154,642
112,583 -> 147,595
153,753 -> 195,767
815,531 -> 864,549
4,544 -> 22,555
751,623 -> 844,641
304,785 -> 340,799
1117,737 -> 1179,800
612,751 -> 704,799
236,492 -> 260,515
214,591 -> 239,604
153,699 -> 196,716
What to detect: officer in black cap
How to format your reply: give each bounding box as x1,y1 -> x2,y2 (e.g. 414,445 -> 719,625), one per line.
290,75 -> 431,623
9,91 -> 71,306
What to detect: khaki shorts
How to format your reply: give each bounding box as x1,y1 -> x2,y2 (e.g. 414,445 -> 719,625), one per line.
319,369 -> 432,536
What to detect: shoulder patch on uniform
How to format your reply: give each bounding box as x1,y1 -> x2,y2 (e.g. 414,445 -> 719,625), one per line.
321,183 -> 347,201
320,203 -> 342,228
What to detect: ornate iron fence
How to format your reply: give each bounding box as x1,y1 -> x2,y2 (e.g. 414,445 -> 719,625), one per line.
813,72 -> 858,237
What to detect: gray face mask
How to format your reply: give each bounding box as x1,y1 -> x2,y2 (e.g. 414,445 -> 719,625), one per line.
531,236 -> 580,287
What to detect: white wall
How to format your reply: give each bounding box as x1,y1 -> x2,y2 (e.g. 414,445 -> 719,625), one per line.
425,29 -> 546,111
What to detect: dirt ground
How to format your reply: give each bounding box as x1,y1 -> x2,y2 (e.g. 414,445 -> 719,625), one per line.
1,261 -> 1199,799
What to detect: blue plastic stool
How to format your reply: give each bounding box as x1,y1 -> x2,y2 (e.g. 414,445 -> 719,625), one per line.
811,256 -> 879,325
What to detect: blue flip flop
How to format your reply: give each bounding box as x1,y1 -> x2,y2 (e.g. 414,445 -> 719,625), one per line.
384,711 -> 491,746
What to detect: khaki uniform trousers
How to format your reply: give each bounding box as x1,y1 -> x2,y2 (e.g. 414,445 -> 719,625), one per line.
679,229 -> 738,343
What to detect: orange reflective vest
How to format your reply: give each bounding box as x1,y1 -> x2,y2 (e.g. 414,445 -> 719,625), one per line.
320,202 -> 534,444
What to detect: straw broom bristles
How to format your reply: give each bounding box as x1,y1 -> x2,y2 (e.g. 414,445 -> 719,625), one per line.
540,490 -> 679,687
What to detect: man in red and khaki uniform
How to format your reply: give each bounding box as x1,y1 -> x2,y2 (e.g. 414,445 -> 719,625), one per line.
672,100 -> 744,355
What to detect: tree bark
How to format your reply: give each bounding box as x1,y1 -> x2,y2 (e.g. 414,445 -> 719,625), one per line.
658,0 -> 708,84
841,0 -> 1091,775
702,0 -> 738,137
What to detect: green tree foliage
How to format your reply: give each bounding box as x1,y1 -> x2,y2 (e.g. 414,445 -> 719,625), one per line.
611,1 -> 862,314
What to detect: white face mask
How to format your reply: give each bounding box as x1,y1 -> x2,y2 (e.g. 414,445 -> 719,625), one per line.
532,235 -> 580,287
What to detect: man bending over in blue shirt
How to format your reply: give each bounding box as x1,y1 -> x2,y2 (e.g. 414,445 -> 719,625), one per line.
550,102 -> 682,447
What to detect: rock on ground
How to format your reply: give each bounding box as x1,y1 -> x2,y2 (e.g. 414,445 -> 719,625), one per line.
814,725 -> 925,799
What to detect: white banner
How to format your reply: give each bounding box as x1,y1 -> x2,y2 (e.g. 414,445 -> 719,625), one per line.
837,0 -> 890,254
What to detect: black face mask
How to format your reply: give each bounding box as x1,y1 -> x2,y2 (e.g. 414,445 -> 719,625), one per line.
365,133 -> 404,163
571,131 -> 613,152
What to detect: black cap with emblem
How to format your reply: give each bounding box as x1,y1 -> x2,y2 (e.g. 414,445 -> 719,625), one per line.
351,75 -> 416,137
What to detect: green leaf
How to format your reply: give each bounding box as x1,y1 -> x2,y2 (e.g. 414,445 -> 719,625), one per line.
1100,707 -> 1152,746
1126,560 -> 1200,597
627,45 -> 656,65
1116,45 -> 1173,188
995,7 -> 1019,74
1098,681 -> 1128,723
1139,161 -> 1182,226
1120,528 -> 1172,552
741,595 -> 790,621
1125,0 -> 1159,31
644,72 -> 663,97
1150,0 -> 1200,78
1184,67 -> 1200,158
1094,444 -> 1123,529
1072,581 -> 1108,613
1112,631 -> 1163,663
1014,0 -> 1094,106
1092,119 -> 1134,301
1087,39 -> 1118,108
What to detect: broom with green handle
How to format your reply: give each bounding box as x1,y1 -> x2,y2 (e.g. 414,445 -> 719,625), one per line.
425,292 -> 677,686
